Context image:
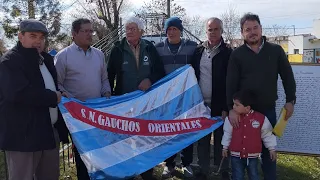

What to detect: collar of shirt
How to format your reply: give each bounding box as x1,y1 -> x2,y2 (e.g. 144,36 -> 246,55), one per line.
72,42 -> 92,55
203,40 -> 221,55
203,40 -> 221,51
127,40 -> 141,49
246,38 -> 265,53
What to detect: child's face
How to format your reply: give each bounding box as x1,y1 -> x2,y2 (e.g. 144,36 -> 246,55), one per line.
233,99 -> 251,114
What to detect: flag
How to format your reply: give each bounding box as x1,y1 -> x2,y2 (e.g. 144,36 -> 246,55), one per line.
59,65 -> 223,179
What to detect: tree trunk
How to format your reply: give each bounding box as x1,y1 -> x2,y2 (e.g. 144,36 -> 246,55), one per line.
28,0 -> 35,18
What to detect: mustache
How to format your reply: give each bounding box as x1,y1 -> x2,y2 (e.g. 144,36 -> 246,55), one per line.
249,34 -> 258,38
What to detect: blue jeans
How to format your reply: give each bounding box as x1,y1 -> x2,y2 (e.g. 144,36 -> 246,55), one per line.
231,156 -> 259,180
261,109 -> 277,180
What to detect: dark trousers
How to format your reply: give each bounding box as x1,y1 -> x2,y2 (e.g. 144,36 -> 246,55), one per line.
165,144 -> 193,167
73,147 -> 90,180
231,156 -> 259,180
197,127 -> 229,174
261,109 -> 277,180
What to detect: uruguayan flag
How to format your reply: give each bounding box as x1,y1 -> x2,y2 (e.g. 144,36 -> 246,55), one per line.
59,65 -> 223,179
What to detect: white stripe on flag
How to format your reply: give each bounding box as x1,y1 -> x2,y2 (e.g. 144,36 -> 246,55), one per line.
81,102 -> 210,173
64,67 -> 198,134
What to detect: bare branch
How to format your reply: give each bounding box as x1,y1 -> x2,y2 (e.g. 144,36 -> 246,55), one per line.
117,0 -> 124,12
220,5 -> 241,43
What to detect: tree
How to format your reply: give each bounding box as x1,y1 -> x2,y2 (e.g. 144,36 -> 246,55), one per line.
220,6 -> 240,44
0,39 -> 7,56
70,0 -> 131,40
1,0 -> 68,49
183,15 -> 205,40
135,0 -> 186,35
85,0 -> 125,32
264,24 -> 288,44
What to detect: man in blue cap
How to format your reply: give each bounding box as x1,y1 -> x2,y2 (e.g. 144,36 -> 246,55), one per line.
155,16 -> 197,178
0,19 -> 69,180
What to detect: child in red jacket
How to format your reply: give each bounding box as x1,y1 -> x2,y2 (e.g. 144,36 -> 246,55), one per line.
222,90 -> 277,180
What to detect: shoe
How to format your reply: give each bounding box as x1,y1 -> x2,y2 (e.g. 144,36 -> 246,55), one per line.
182,166 -> 194,177
162,165 -> 174,178
221,171 -> 230,180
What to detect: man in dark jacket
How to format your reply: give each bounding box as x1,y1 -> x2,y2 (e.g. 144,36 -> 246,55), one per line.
0,19 -> 69,180
191,17 -> 232,180
107,16 -> 165,180
226,13 -> 296,180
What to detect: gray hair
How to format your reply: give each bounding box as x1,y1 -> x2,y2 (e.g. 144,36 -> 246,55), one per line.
125,16 -> 145,32
205,17 -> 224,33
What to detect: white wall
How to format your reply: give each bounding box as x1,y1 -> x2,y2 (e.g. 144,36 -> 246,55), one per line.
313,19 -> 320,39
288,35 -> 304,54
303,36 -> 320,50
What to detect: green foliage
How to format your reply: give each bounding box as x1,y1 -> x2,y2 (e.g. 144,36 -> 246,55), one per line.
0,0 -> 68,49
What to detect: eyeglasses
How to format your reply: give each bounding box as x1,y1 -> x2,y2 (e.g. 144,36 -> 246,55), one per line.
126,27 -> 138,32
79,29 -> 94,34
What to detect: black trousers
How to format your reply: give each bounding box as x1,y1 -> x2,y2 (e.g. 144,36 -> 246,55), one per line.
164,144 -> 193,167
197,126 -> 229,174
73,146 -> 90,180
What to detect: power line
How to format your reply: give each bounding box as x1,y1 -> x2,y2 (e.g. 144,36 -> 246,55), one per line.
61,0 -> 78,11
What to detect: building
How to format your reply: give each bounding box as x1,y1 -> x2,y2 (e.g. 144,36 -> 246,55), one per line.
287,19 -> 320,63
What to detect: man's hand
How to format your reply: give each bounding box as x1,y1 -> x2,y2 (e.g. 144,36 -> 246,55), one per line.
269,150 -> 277,161
222,149 -> 228,158
104,92 -> 111,99
228,109 -> 240,128
222,111 -> 228,120
56,91 -> 62,104
138,78 -> 152,91
61,92 -> 69,97
284,102 -> 294,120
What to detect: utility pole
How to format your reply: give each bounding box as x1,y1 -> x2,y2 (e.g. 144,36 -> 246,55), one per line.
292,25 -> 296,36
167,0 -> 170,18
28,0 -> 36,18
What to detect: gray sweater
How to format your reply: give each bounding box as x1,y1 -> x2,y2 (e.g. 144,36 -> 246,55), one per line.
54,43 -> 111,100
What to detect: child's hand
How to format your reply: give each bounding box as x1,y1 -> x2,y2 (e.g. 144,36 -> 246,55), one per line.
269,150 -> 277,161
222,149 -> 228,158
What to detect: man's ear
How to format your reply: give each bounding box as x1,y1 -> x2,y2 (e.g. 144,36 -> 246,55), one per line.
18,32 -> 23,41
71,31 -> 77,39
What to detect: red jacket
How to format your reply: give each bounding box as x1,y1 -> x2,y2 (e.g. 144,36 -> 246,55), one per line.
222,110 -> 277,158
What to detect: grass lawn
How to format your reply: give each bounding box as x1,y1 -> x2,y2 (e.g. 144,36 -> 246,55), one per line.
1,150 -> 319,180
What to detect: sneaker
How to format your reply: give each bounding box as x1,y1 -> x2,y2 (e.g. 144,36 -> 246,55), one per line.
221,171 -> 230,180
182,166 -> 194,177
162,165 -> 174,178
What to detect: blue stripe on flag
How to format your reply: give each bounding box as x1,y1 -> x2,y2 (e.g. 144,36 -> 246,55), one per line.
59,65 -> 193,114
89,119 -> 223,179
70,84 -> 203,154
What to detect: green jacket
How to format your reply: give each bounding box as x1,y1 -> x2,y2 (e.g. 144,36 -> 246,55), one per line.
107,37 -> 165,95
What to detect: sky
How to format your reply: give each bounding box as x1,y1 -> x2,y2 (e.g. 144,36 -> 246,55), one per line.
2,0 -> 320,48
127,0 -> 320,35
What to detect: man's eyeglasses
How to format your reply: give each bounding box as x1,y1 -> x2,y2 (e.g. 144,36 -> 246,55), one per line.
126,28 -> 138,32
79,29 -> 94,34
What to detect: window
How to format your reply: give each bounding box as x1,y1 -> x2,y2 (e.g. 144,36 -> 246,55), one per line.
294,49 -> 299,54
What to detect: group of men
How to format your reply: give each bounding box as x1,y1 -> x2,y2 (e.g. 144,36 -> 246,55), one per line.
0,11 -> 295,180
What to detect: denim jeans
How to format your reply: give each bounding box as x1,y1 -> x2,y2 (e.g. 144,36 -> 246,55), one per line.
231,156 -> 259,180
261,109 -> 277,180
